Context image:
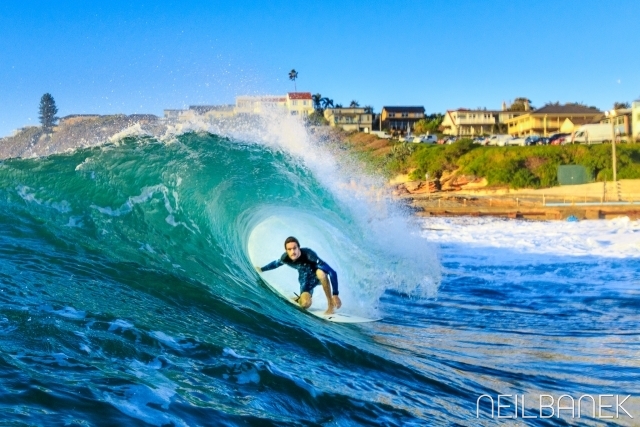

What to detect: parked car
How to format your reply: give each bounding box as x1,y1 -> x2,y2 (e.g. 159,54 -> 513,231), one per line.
371,131 -> 392,139
444,136 -> 457,145
423,135 -> 438,144
548,133 -> 571,145
525,135 -> 542,146
485,134 -> 512,146
506,136 -> 527,146
473,136 -> 488,145
412,135 -> 437,144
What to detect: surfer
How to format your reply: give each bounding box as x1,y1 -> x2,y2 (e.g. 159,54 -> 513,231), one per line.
255,236 -> 342,315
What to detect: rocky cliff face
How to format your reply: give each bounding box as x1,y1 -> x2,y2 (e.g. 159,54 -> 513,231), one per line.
0,115 -> 162,160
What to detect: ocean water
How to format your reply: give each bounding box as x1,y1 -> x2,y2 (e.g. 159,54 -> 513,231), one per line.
0,117 -> 639,426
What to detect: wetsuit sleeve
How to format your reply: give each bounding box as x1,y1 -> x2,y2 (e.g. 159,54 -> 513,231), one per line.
260,257 -> 284,272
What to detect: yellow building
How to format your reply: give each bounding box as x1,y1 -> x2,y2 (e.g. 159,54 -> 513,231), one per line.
506,104 -> 603,136
324,108 -> 373,132
286,92 -> 314,116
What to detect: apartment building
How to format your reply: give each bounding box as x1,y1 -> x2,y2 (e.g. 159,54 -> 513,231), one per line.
506,104 -> 603,136
441,109 -> 524,136
324,108 -> 373,132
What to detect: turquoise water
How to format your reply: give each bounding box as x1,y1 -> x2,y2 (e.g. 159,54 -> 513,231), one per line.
0,133 -> 638,426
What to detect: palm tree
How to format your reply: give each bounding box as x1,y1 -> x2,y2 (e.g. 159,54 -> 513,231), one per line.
289,69 -> 298,91
363,105 -> 373,114
335,103 -> 343,108
320,97 -> 334,110
312,93 -> 322,111
349,100 -> 360,108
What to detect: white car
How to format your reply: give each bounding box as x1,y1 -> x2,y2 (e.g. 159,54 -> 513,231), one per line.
486,134 -> 512,146
506,137 -> 527,146
413,135 -> 437,144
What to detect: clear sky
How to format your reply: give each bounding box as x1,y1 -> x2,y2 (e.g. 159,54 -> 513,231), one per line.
1,0 -> 639,136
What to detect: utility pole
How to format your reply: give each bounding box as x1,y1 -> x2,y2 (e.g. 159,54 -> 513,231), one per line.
611,112 -> 617,182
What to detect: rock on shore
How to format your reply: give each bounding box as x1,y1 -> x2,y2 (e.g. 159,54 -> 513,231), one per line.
0,114 -> 163,160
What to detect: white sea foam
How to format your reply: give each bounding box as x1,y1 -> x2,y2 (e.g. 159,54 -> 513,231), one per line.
421,216 -> 640,260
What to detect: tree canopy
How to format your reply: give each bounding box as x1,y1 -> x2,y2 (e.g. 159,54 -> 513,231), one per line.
39,93 -> 59,132
507,97 -> 534,111
613,102 -> 630,110
288,69 -> 298,91
413,113 -> 444,135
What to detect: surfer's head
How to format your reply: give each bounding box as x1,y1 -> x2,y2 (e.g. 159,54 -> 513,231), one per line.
284,236 -> 301,261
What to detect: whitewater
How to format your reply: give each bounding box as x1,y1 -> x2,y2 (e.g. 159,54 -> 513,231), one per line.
0,112 -> 639,426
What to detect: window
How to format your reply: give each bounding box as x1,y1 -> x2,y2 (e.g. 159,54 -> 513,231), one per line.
401,113 -> 408,118
292,100 -> 298,106
459,114 -> 467,119
291,111 -> 298,115
389,113 -> 395,118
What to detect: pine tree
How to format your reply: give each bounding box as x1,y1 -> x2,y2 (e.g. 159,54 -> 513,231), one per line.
39,93 -> 59,132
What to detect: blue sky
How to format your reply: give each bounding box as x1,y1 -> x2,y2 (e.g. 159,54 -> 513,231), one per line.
1,0 -> 639,136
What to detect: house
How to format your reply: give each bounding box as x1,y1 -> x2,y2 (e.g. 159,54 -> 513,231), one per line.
233,93 -> 313,117
164,109 -> 194,121
634,101 -> 640,142
324,108 -> 373,132
286,92 -> 314,116
380,106 -> 425,133
440,108 -> 525,136
600,107 -> 632,138
505,104 -> 603,136
189,105 -> 236,119
235,95 -> 287,115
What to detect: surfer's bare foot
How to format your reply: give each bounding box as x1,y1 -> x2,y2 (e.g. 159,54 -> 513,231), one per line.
324,305 -> 335,315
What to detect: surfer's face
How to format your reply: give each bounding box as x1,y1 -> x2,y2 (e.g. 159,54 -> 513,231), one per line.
285,242 -> 301,261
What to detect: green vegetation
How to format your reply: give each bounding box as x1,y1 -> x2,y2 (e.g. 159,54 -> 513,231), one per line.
413,113 -> 444,135
351,137 -> 640,189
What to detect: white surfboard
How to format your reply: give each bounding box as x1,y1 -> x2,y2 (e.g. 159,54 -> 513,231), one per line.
259,276 -> 380,323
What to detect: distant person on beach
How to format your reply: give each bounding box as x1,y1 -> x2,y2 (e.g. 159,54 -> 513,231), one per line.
255,236 -> 342,314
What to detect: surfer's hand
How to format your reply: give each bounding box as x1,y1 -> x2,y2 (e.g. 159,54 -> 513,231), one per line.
254,266 -> 262,273
332,295 -> 342,310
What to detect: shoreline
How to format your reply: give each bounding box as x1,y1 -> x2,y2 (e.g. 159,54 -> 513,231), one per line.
393,178 -> 640,220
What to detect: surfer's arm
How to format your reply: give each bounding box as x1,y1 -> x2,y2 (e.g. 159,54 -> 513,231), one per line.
258,259 -> 283,272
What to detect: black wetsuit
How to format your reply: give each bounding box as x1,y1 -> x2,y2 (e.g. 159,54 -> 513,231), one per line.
260,248 -> 339,296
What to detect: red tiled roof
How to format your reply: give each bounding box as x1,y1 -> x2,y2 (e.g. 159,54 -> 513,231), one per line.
287,92 -> 312,100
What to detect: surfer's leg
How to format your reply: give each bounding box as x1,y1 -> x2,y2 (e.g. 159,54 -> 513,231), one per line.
298,292 -> 312,309
316,269 -> 334,314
